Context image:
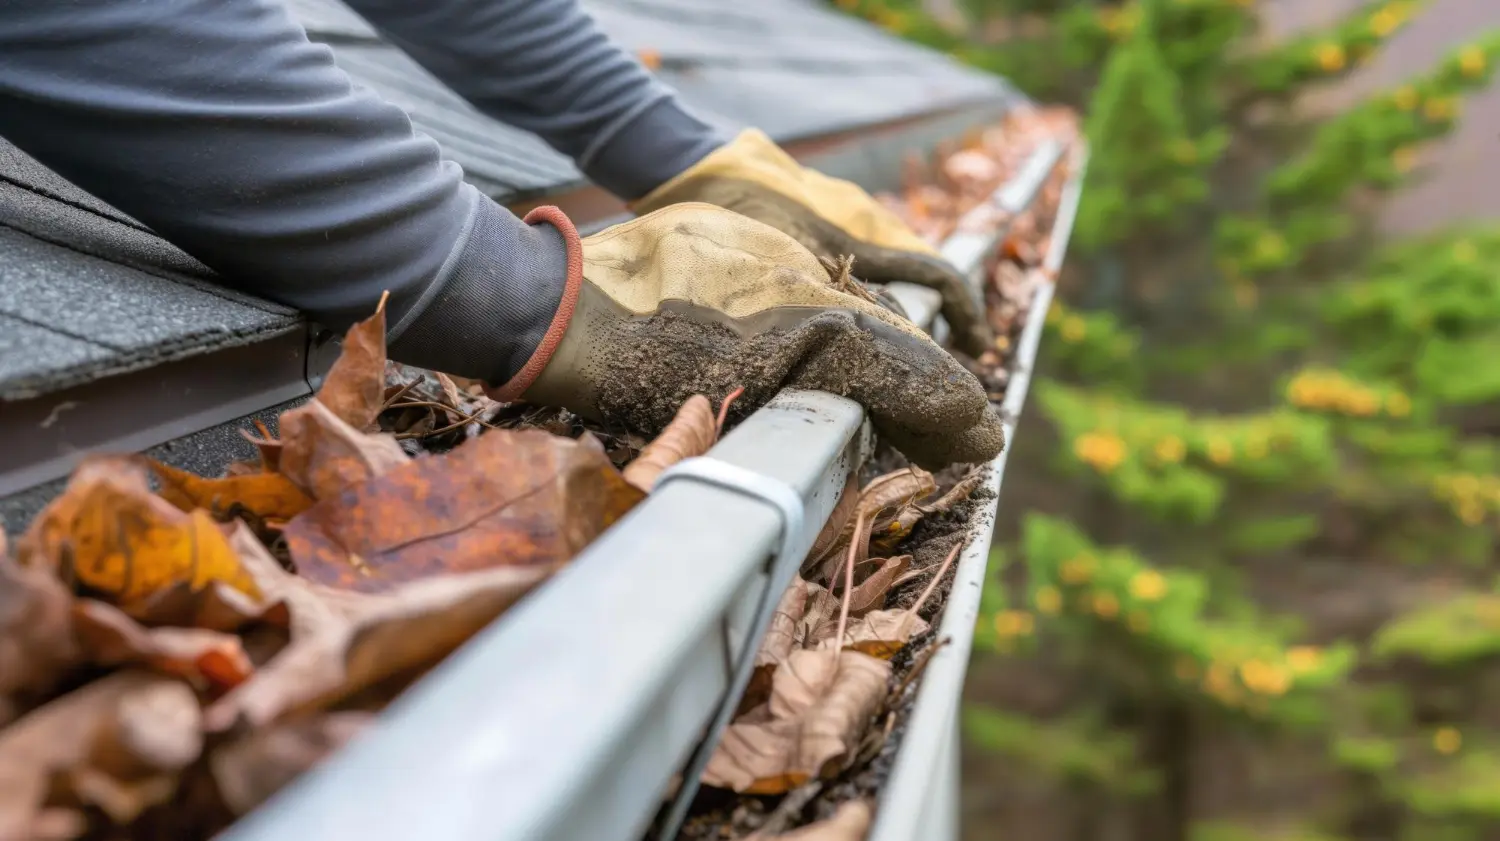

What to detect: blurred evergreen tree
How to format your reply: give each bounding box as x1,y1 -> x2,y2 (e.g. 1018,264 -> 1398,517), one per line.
830,1 -> 1500,838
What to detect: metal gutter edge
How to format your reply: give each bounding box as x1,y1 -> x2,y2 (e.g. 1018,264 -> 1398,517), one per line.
867,143 -> 1088,841
218,125 -> 1074,841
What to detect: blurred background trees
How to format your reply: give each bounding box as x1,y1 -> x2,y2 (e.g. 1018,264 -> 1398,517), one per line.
830,1 -> 1500,839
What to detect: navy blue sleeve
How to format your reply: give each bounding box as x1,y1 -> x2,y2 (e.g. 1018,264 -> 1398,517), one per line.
343,0 -> 725,199
0,0 -> 565,383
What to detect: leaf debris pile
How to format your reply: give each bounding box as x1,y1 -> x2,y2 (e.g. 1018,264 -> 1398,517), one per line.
672,106 -> 1080,840
0,297 -> 735,841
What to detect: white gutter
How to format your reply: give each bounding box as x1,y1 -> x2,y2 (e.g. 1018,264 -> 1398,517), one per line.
220,138 -> 1082,841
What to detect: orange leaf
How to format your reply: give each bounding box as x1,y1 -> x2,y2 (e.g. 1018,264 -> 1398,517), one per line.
313,301 -> 388,431
19,458 -> 262,605
276,399 -> 408,501
205,525 -> 556,728
283,428 -> 644,593
622,394 -> 718,493
146,459 -> 313,522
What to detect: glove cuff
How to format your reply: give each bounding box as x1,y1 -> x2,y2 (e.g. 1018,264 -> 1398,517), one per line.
490,206 -> 584,402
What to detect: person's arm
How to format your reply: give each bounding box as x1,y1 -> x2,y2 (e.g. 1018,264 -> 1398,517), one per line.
341,0 -> 726,201
0,0 -> 565,384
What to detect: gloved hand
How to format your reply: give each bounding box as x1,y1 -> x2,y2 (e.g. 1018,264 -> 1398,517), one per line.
631,129 -> 994,357
491,204 -> 1004,470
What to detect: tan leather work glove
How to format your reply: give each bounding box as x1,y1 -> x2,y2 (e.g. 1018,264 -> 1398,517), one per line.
631,129 -> 994,357
491,203 -> 1004,470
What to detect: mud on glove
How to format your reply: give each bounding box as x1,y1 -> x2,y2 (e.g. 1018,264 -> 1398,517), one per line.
491,204 -> 1003,470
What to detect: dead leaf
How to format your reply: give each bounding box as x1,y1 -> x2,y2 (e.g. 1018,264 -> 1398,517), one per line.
846,556 -> 911,616
802,471 -> 859,578
314,301 -> 388,431
283,427 -> 643,593
0,556 -> 80,726
72,600 -> 253,694
147,459 -> 313,522
205,525 -> 556,729
815,540 -> 959,659
745,578 -> 811,712
808,468 -> 935,583
768,800 -> 873,840
871,468 -> 984,555
702,649 -> 890,794
241,424 -> 283,473
122,580 -> 273,634
209,711 -> 373,815
18,457 -> 262,605
276,399 -> 409,501
0,672 -> 202,839
622,395 -> 718,493
816,609 -> 930,660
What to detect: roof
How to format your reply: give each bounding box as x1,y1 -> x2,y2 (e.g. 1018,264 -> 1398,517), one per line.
0,0 -> 1014,402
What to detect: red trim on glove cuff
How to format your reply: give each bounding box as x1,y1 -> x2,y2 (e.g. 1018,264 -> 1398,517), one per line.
489,206 -> 583,402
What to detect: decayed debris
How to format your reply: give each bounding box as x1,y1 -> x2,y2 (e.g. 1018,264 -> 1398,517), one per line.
673,104 -> 1081,839
0,291 -> 740,841
0,104 -> 1078,841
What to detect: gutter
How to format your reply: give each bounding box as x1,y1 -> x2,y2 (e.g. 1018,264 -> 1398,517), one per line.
219,132 -> 1083,841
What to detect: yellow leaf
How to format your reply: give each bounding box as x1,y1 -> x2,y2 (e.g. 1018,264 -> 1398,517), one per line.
20,458 -> 261,605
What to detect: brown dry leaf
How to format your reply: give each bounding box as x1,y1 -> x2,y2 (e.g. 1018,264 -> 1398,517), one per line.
0,672 -> 203,839
209,711 -> 373,815
809,468 -> 935,583
147,459 -> 313,522
703,649 -> 890,794
846,556 -> 911,616
744,578 -> 810,712
283,427 -> 643,593
815,609 -> 930,661
72,600 -> 253,694
123,581 -> 272,634
241,425 -> 283,473
276,399 -> 409,502
204,525 -> 556,729
18,457 -> 262,605
802,471 -> 859,578
622,394 -> 717,493
799,582 -> 840,645
768,800 -> 873,841
314,301 -> 388,431
0,555 -> 80,727
871,468 -> 984,555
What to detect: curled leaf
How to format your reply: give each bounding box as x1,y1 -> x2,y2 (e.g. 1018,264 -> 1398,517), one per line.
0,672 -> 202,840
846,555 -> 911,616
746,578 -> 811,712
284,427 -> 642,593
276,399 -> 409,502
72,600 -> 253,694
146,459 -> 313,522
18,457 -> 262,605
622,395 -> 718,493
703,649 -> 891,794
803,471 -> 859,579
314,301 -> 388,431
206,525 -> 556,729
0,556 -> 80,726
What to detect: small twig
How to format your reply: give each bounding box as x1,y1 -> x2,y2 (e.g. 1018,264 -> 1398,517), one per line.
909,540 -> 964,619
834,509 -> 872,650
752,781 -> 825,839
392,404 -> 501,439
716,386 -> 746,438
380,379 -> 420,410
376,289 -> 391,314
